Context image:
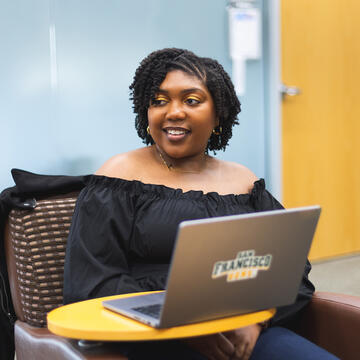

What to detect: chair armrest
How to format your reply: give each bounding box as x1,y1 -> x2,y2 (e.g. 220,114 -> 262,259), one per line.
15,321 -> 128,360
295,292 -> 360,360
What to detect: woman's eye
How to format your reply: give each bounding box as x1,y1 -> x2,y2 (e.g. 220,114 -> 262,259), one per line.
151,97 -> 168,106
185,97 -> 200,105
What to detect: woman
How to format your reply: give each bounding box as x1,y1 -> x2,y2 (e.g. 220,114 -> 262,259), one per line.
63,48 -> 338,360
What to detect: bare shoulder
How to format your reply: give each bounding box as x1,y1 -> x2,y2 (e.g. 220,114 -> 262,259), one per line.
213,158 -> 259,194
95,147 -> 152,179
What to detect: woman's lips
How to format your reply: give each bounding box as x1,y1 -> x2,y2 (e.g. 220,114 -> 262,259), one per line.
163,127 -> 189,141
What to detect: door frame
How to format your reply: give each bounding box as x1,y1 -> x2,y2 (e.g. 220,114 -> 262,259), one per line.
263,0 -> 282,201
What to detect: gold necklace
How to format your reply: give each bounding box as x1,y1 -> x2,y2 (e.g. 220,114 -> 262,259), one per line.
156,147 -> 206,174
158,150 -> 173,171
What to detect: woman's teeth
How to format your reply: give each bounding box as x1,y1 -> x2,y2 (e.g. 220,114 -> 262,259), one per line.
167,129 -> 186,135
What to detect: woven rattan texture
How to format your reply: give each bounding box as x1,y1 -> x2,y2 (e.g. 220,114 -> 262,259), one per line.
8,197 -> 77,327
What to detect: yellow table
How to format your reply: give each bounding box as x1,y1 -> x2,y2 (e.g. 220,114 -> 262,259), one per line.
48,292 -> 275,341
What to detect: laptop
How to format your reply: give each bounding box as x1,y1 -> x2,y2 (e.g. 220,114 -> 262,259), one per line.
102,205 -> 321,328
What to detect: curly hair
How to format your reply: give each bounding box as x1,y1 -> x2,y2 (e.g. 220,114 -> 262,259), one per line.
129,48 -> 241,152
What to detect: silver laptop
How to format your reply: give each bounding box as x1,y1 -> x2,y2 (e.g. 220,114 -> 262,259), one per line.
102,205 -> 321,328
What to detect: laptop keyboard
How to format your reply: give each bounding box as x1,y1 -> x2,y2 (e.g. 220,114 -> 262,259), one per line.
132,304 -> 162,319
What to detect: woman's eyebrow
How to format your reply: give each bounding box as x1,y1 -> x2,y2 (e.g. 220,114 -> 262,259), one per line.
157,87 -> 205,94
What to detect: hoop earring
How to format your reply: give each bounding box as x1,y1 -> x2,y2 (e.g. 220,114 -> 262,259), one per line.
147,126 -> 150,135
212,126 -> 222,136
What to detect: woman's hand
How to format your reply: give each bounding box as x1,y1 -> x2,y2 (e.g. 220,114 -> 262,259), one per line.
183,333 -> 235,360
222,324 -> 262,360
183,324 -> 261,360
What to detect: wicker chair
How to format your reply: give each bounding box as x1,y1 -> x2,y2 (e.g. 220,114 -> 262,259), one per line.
4,192 -> 360,359
4,193 -> 128,360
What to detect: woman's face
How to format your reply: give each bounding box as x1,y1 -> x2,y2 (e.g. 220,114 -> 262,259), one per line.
147,70 -> 218,160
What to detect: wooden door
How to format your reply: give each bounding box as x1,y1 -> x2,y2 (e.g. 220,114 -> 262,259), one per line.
281,0 -> 360,260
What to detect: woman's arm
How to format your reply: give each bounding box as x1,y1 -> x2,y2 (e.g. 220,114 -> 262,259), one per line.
63,183 -> 143,304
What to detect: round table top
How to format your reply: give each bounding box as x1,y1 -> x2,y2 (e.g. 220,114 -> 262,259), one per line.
47,292 -> 275,341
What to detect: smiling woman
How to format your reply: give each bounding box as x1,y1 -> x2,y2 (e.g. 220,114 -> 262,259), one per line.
63,48 -> 339,360
147,70 -> 218,171
95,49 -> 251,194
130,49 -> 240,153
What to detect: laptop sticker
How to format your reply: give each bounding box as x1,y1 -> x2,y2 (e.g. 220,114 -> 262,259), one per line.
212,250 -> 272,282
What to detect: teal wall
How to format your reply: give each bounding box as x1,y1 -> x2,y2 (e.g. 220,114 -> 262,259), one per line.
1,0 -> 274,192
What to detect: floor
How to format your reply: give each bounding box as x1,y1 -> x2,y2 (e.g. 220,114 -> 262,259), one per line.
309,254 -> 360,296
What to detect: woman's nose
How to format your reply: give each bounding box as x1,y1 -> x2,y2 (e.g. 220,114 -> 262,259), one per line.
165,101 -> 186,120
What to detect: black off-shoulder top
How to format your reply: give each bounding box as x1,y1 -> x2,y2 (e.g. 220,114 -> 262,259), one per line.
63,175 -> 315,326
